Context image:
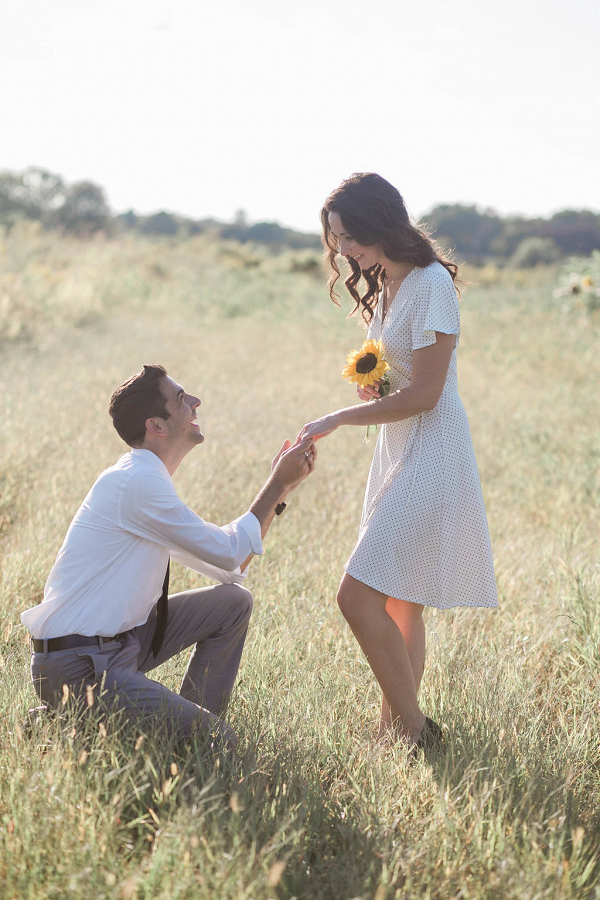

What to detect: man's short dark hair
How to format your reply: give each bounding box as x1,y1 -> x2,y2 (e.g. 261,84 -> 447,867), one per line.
109,365 -> 170,447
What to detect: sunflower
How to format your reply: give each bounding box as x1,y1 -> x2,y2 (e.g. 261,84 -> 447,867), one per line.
342,339 -> 390,387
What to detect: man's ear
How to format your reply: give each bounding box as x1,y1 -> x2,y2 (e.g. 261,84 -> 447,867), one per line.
145,416 -> 167,437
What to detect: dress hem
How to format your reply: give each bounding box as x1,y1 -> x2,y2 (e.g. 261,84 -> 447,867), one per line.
344,564 -> 498,611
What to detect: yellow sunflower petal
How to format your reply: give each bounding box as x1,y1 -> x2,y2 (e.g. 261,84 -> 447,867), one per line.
362,339 -> 381,356
372,360 -> 389,380
368,339 -> 385,357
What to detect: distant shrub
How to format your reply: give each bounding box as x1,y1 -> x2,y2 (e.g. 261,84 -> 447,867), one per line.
286,250 -> 322,275
511,237 -> 561,268
56,181 -> 111,236
0,166 -> 66,225
142,211 -> 179,236
117,209 -> 138,230
0,168 -> 110,236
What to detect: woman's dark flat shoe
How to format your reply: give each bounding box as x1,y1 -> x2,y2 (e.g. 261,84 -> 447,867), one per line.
411,716 -> 446,757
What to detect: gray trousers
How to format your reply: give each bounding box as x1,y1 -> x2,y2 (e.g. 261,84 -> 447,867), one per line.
30,583 -> 253,742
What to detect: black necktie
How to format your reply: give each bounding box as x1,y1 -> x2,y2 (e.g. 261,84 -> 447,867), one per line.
151,560 -> 170,658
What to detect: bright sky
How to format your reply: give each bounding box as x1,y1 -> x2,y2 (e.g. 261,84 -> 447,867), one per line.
2,0 -> 599,231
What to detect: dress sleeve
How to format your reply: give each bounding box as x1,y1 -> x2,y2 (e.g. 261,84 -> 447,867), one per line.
410,265 -> 460,351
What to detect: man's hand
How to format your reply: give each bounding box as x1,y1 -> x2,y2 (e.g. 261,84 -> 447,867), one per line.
271,437 -> 316,493
241,438 -> 317,573
271,439 -> 291,473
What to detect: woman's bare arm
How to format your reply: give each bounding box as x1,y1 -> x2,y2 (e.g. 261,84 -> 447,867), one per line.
299,332 -> 456,440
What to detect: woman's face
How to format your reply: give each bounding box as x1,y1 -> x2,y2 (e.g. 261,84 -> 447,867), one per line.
328,211 -> 382,270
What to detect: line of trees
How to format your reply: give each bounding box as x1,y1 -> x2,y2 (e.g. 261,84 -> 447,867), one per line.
2,166 -> 600,266
0,166 -> 320,250
116,208 -> 320,250
424,204 -> 600,267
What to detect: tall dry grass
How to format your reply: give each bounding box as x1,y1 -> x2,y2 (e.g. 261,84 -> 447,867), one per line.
0,225 -> 598,899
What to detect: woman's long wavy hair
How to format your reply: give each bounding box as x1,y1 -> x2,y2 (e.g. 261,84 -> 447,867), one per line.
321,172 -> 459,325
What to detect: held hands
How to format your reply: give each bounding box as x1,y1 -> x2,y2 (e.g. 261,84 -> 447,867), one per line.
242,439 -> 316,571
271,439 -> 291,473
271,437 -> 316,492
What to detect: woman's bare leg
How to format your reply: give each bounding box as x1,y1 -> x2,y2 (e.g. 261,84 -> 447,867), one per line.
379,597 -> 426,735
337,573 -> 425,741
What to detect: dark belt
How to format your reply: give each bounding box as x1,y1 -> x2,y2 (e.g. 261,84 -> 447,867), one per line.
31,633 -> 125,653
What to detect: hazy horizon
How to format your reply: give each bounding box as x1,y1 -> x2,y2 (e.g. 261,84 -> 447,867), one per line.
2,0 -> 599,233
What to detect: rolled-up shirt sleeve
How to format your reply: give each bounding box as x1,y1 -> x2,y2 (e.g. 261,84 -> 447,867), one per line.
122,473 -> 263,580
171,512 -> 262,584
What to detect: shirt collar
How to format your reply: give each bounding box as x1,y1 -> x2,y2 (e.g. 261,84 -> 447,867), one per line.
129,448 -> 173,483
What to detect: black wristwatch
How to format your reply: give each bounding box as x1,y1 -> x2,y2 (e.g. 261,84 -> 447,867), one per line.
275,502 -> 287,516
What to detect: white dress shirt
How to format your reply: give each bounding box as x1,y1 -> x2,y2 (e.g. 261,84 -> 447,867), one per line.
21,449 -> 263,639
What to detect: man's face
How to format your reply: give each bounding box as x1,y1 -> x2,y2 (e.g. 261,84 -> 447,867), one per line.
157,376 -> 204,447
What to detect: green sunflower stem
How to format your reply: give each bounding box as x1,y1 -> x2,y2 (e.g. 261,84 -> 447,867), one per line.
363,375 -> 390,442
379,376 -> 391,398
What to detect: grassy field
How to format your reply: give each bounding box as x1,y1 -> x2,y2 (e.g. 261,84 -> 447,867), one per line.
1,223 -> 599,900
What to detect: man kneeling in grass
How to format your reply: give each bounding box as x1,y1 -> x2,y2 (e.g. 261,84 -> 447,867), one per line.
21,365 -> 316,746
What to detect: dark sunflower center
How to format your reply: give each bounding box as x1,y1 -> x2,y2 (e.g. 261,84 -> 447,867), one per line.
356,352 -> 378,374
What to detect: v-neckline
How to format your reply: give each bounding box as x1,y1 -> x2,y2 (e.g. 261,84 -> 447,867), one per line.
381,266 -> 417,325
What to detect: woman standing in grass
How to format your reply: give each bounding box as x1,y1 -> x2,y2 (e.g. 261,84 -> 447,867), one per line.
298,173 -> 497,752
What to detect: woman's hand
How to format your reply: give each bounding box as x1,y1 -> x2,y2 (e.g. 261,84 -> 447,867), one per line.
297,412 -> 342,442
357,380 -> 381,401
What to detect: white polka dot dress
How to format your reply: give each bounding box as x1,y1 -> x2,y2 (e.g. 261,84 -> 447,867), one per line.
345,262 -> 498,609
